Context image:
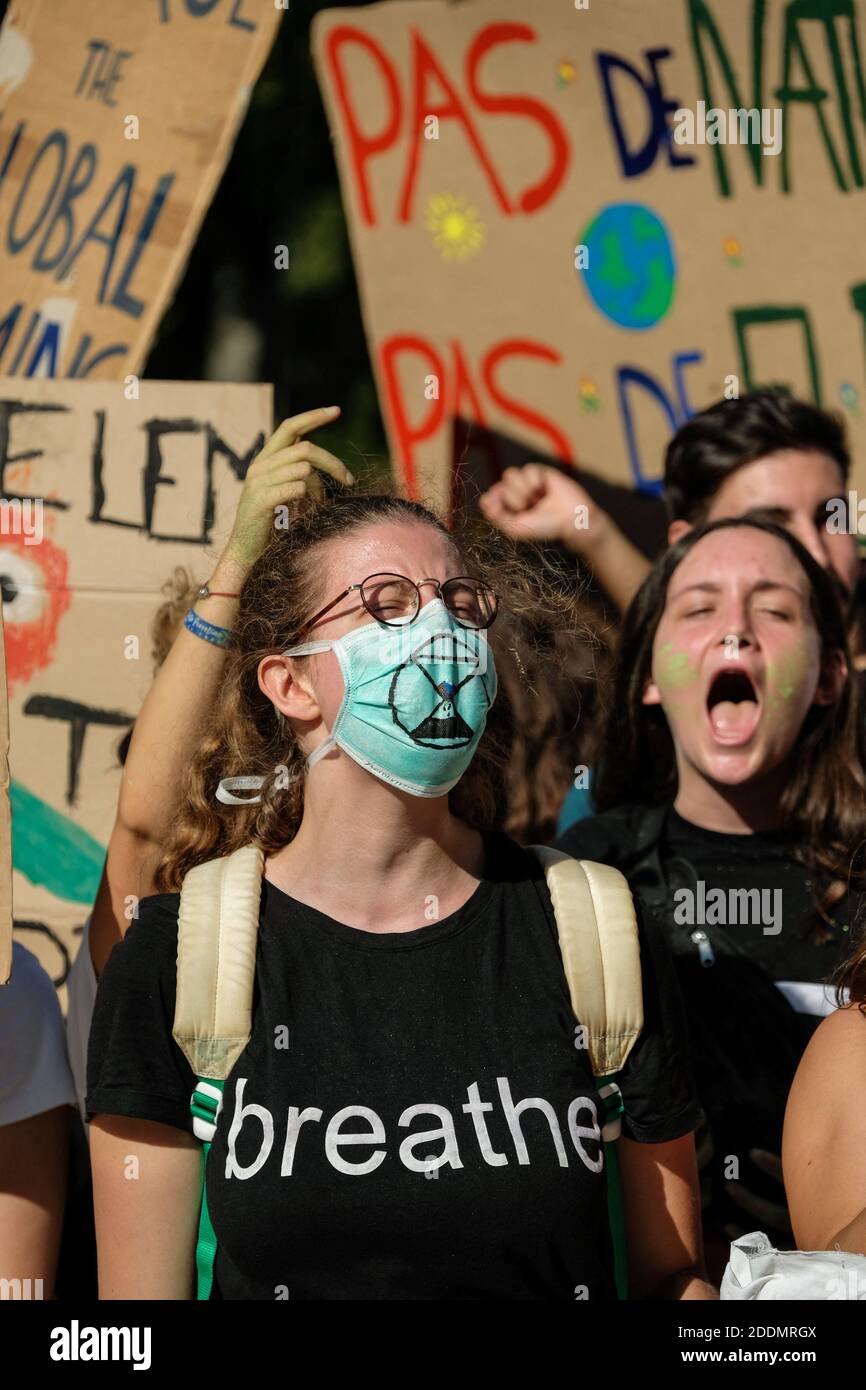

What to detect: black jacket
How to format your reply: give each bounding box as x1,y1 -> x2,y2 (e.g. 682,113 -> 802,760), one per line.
555,802 -> 820,1233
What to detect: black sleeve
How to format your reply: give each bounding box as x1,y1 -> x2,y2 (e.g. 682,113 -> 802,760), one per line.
85,894 -> 196,1134
617,900 -> 704,1144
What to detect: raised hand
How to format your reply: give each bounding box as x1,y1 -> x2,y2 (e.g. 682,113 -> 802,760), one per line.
480,462 -> 651,613
479,463 -> 594,550
224,406 -> 354,572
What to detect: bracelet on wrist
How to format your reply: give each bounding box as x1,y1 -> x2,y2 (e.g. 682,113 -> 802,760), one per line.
196,583 -> 240,600
184,608 -> 233,648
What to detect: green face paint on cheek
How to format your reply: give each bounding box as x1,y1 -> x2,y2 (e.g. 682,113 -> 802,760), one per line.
656,641 -> 700,693
764,641 -> 813,709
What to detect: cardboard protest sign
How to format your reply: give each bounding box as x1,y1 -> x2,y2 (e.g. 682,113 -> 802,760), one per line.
0,0 -> 282,381
313,0 -> 866,515
0,596 -> 10,984
0,378 -> 272,994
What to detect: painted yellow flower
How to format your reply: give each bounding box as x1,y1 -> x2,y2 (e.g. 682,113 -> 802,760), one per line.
556,60 -> 577,86
425,194 -> 486,261
579,377 -> 601,412
723,236 -> 743,260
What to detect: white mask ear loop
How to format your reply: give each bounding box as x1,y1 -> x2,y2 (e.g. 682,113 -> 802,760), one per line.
216,775 -> 266,805
215,643 -> 338,804
282,639 -> 333,658
281,637 -> 341,771
306,736 -> 337,771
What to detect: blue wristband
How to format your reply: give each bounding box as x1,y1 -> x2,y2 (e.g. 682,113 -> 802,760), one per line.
184,608 -> 233,648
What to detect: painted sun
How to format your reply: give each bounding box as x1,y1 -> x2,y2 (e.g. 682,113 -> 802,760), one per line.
425,195 -> 486,261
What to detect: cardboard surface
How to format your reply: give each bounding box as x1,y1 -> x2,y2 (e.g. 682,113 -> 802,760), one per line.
0,378 -> 272,992
0,0 -> 282,380
313,0 -> 866,513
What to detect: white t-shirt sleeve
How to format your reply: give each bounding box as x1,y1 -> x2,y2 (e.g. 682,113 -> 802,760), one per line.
0,941 -> 76,1126
774,979 -> 848,1017
65,915 -> 98,1124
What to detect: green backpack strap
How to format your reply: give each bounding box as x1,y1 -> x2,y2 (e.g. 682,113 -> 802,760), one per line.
173,842 -> 265,1300
189,1079 -> 225,1299
530,846 -> 644,1300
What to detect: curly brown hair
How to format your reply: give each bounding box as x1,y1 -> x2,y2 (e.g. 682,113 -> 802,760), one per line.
151,565 -> 200,669
496,616 -> 610,843
154,492 -> 595,892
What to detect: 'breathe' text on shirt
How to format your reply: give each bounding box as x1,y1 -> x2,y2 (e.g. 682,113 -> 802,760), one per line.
223,1076 -> 606,1179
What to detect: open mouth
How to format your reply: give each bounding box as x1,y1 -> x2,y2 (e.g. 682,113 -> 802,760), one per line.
706,667 -> 761,745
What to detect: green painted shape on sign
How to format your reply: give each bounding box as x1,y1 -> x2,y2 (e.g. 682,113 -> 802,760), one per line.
10,778 -> 105,905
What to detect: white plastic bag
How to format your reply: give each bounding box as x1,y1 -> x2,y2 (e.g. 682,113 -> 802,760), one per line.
721,1231 -> 866,1300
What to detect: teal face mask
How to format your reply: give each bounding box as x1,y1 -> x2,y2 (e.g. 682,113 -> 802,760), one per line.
283,597 -> 497,797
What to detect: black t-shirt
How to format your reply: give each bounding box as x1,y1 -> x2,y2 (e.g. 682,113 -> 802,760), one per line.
662,808 -> 856,998
558,805 -> 855,1013
87,830 -> 701,1302
556,803 -> 859,1240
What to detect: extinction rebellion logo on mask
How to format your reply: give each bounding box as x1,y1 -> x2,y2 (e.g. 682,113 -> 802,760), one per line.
387,627 -> 493,749
221,1076 -> 605,1179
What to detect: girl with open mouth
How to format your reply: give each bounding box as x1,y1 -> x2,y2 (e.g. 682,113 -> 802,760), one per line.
557,516 -> 866,1282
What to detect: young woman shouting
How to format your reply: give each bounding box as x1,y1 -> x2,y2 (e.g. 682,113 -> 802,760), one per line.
557,518 -> 866,1278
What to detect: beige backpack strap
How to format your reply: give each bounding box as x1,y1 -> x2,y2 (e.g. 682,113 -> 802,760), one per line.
530,846 -> 643,1080
173,842 -> 265,1083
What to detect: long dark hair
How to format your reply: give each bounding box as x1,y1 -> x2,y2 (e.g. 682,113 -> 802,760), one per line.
593,517 -> 866,911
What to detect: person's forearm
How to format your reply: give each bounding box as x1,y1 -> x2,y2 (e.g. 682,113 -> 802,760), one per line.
666,1268 -> 719,1299
0,1108 -> 69,1299
91,1118 -> 201,1300
116,408 -> 347,851
89,825 -> 169,973
563,512 -> 651,614
828,1208 -> 866,1256
95,579 -> 241,966
117,549 -> 248,843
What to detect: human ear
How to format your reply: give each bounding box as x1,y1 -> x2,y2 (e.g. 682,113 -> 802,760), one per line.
642,676 -> 662,706
667,519 -> 692,546
812,646 -> 848,707
258,654 -> 322,722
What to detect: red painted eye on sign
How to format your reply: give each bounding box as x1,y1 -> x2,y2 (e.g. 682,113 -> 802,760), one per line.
0,530 -> 72,694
